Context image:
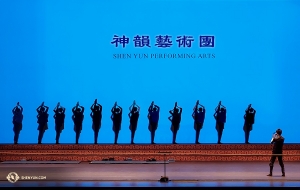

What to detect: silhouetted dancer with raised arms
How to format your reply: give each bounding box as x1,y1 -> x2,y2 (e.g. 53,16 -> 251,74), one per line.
214,101 -> 226,144
128,100 -> 140,144
243,104 -> 256,144
267,129 -> 285,177
36,102 -> 49,144
53,102 -> 65,144
72,102 -> 84,144
90,99 -> 102,144
169,102 -> 182,144
192,100 -> 205,144
111,102 -> 122,144
12,102 -> 23,144
148,101 -> 160,144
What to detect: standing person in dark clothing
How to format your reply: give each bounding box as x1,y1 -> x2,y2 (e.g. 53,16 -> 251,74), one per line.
128,100 -> 140,144
36,102 -> 49,144
192,100 -> 205,144
214,101 -> 226,144
267,129 -> 285,177
12,102 -> 23,144
72,102 -> 84,144
53,102 -> 65,144
90,99 -> 102,144
148,101 -> 160,144
168,102 -> 182,144
243,104 -> 256,144
111,102 -> 122,144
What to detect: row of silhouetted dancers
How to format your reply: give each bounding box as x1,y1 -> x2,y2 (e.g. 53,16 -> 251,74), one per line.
11,100 -> 256,144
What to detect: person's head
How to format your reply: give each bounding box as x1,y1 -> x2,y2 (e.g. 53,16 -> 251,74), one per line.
58,108 -> 63,112
115,108 -> 120,112
76,108 -> 81,112
249,108 -> 254,112
15,107 -> 20,112
133,107 -> 137,112
220,108 -> 225,111
94,105 -> 99,110
198,107 -> 203,112
276,129 -> 282,135
40,107 -> 45,112
174,108 -> 179,113
153,107 -> 157,111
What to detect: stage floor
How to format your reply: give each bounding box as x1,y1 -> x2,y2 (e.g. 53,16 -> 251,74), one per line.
0,162 -> 299,188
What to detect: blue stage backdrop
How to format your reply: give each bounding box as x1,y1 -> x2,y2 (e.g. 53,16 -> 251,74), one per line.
0,0 -> 300,144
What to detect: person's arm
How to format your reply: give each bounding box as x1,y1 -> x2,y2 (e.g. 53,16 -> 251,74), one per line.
192,112 -> 195,119
119,106 -> 122,114
193,104 -> 198,112
80,106 -> 84,113
111,102 -> 117,112
169,110 -> 173,115
214,111 -> 218,119
44,106 -> 49,113
194,100 -> 199,111
202,106 -> 206,115
36,102 -> 44,112
54,102 -> 60,112
62,107 -> 66,113
90,112 -> 93,118
129,104 -> 133,112
53,104 -> 58,113
72,106 -> 76,113
168,116 -> 172,122
111,114 -> 114,120
179,107 -> 183,114
137,105 -> 140,112
271,134 -> 279,143
173,102 -> 177,111
128,112 -> 131,118
271,133 -> 281,143
245,104 -> 251,112
19,105 -> 23,112
36,106 -> 41,113
148,103 -> 153,112
215,101 -> 221,111
155,105 -> 160,111
12,107 -> 16,114
98,104 -> 102,113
